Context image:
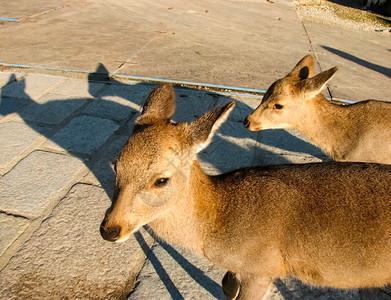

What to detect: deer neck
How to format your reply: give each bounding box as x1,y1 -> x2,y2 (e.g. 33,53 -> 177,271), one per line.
148,161 -> 220,255
296,95 -> 352,160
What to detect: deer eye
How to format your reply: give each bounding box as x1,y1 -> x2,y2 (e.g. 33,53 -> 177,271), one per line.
153,178 -> 170,188
273,103 -> 283,110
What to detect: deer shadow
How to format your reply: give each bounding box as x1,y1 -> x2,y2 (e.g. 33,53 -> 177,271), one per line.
0,63 -> 326,299
322,45 -> 391,79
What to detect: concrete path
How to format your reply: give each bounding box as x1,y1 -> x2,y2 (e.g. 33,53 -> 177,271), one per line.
0,0 -> 390,299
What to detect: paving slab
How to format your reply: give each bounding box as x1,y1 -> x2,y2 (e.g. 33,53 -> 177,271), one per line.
0,121 -> 49,174
115,0 -> 311,89
0,214 -> 29,258
19,94 -> 88,125
0,150 -> 86,219
302,22 -> 391,101
1,0 -> 389,101
1,0 -> 76,20
51,77 -> 106,98
0,184 -> 155,300
0,0 -> 183,72
128,235 -> 226,300
82,133 -> 129,190
0,73 -> 63,100
129,238 -> 363,300
83,80 -> 152,121
43,115 -> 120,155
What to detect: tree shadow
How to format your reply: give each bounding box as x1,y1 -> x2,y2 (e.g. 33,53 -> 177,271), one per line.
321,45 -> 391,79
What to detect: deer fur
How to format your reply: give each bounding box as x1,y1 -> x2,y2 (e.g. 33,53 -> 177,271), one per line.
101,83 -> 391,299
243,54 -> 391,164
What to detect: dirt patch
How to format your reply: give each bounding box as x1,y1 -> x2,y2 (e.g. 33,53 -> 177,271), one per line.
295,0 -> 391,34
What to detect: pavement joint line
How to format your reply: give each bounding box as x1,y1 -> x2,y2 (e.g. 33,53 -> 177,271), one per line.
113,9 -> 189,73
0,62 -> 91,76
0,211 -> 29,220
7,0 -> 87,23
35,77 -> 67,99
0,61 -> 267,95
0,170 -> 91,271
295,15 -> 336,101
0,62 -> 356,104
0,17 -> 19,22
0,132 -> 48,177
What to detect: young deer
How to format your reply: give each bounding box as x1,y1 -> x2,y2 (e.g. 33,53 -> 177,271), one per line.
100,83 -> 391,299
243,54 -> 391,164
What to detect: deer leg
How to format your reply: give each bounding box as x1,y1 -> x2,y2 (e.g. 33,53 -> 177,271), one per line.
222,271 -> 241,299
237,276 -> 271,300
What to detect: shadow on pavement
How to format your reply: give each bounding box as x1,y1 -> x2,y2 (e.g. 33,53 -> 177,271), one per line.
322,45 -> 391,79
0,64 -> 330,299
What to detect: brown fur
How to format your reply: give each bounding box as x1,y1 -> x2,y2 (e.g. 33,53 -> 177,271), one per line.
101,83 -> 391,299
243,54 -> 391,164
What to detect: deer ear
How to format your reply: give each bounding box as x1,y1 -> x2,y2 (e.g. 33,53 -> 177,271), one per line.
189,101 -> 235,153
136,83 -> 176,125
289,54 -> 315,80
305,67 -> 338,98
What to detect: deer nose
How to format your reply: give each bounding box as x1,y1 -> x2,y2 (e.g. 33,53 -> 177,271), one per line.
100,222 -> 121,242
243,117 -> 250,128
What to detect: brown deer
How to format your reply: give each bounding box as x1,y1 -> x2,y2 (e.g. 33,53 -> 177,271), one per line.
243,54 -> 391,164
100,83 -> 391,299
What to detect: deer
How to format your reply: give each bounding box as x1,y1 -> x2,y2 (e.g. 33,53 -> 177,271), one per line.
243,54 -> 391,164
100,83 -> 391,299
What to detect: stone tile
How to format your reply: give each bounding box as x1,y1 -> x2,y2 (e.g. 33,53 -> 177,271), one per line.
267,278 -> 360,299
0,1 -> 183,72
116,0 -> 310,90
129,239 -> 361,300
0,96 -> 32,121
83,82 -> 146,121
43,115 -> 119,155
99,80 -> 153,106
23,73 -> 64,98
0,72 -> 22,88
199,120 -> 259,174
304,22 -> 391,102
82,81 -> 155,122
0,121 -> 49,174
82,134 -> 129,191
172,89 -> 216,122
20,94 -> 88,125
2,0 -> 73,20
0,151 -> 86,219
0,213 -> 29,257
0,74 -> 63,100
0,184 -> 154,299
359,288 -> 391,300
253,129 -> 328,166
51,78 -> 106,98
216,94 -> 262,123
129,236 -> 225,300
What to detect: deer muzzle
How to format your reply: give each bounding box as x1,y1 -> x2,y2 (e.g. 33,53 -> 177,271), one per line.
100,219 -> 121,242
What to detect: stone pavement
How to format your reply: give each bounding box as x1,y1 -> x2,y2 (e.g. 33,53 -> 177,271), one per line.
0,0 -> 390,299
